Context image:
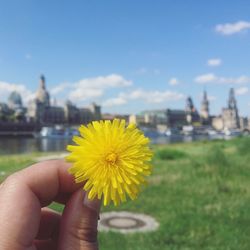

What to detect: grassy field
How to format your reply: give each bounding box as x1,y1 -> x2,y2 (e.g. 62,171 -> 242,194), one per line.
1,138 -> 250,249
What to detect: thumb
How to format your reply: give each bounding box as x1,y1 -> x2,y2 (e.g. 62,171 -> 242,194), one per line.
58,189 -> 101,250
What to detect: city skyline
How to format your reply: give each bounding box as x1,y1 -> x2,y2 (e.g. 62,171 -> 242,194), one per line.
0,1 -> 250,115
1,75 -> 241,118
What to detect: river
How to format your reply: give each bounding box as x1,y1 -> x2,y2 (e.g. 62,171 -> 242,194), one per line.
0,133 -> 230,155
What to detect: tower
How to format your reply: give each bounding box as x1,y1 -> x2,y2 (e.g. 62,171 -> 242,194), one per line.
40,74 -> 46,89
28,75 -> 50,124
36,75 -> 50,107
186,96 -> 199,124
227,88 -> 239,128
222,88 -> 240,129
186,96 -> 194,113
228,88 -> 237,110
200,90 -> 209,124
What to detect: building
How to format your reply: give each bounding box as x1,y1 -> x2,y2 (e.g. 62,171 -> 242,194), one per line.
27,75 -> 65,124
129,114 -> 146,125
141,110 -> 167,126
200,90 -> 210,124
8,91 -> 23,110
211,116 -> 224,131
102,113 -> 130,123
130,107 -> 196,130
0,91 -> 26,122
0,75 -> 102,129
0,103 -> 10,121
32,75 -> 57,123
130,96 -> 203,129
165,109 -> 187,128
26,75 -> 102,126
222,88 -> 240,130
64,101 -> 101,125
186,96 -> 200,124
210,88 -> 246,131
27,75 -> 101,125
240,117 -> 249,130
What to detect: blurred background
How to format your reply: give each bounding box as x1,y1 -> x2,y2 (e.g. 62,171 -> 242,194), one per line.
1,0 -> 250,249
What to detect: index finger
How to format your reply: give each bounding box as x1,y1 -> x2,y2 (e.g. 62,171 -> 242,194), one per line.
2,159 -> 81,206
0,160 -> 81,250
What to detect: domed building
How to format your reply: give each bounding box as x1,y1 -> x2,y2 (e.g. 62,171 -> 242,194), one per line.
27,75 -> 64,124
7,91 -> 26,121
36,75 -> 50,107
27,75 -> 101,125
8,91 -> 23,110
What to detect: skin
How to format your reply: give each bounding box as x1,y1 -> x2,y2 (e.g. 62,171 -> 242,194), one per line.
0,160 -> 101,250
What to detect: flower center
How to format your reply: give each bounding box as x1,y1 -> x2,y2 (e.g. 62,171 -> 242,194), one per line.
105,152 -> 117,165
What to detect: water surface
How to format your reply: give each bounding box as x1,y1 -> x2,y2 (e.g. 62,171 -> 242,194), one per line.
0,133 -> 227,155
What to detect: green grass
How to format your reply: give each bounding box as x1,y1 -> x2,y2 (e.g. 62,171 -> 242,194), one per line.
0,154 -> 35,182
155,148 -> 187,160
1,137 -> 250,249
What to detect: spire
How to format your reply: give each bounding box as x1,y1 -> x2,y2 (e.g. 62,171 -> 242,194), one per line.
203,89 -> 208,101
186,96 -> 194,112
202,89 -> 209,107
36,74 -> 50,107
228,88 -> 237,109
39,74 -> 46,89
201,89 -> 209,122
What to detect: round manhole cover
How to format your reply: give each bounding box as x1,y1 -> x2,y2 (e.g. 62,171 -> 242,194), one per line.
98,211 -> 159,233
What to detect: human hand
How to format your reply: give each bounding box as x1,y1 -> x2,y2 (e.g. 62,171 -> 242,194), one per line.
0,160 -> 101,250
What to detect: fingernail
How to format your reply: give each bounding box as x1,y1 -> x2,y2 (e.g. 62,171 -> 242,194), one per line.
83,191 -> 101,214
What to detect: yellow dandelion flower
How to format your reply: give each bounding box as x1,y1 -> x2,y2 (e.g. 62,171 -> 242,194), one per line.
66,119 -> 153,206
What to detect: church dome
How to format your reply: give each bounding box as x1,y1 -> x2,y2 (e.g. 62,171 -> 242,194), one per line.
36,75 -> 50,106
8,91 -> 22,109
36,89 -> 50,105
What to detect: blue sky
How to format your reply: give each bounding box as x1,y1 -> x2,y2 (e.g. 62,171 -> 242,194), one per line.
0,0 -> 250,115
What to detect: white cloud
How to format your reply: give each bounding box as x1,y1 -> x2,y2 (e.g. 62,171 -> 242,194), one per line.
70,74 -> 132,101
69,88 -> 103,100
169,77 -> 179,86
123,89 -> 184,104
0,81 -> 34,103
194,73 -> 250,84
102,88 -> 184,107
50,74 -> 132,102
235,87 -> 249,95
50,83 -> 72,95
75,74 -> 132,89
215,21 -> 250,35
195,73 -> 217,83
207,58 -> 222,67
103,96 -> 127,107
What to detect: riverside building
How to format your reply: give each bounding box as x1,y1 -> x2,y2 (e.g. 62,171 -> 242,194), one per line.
0,75 -> 102,130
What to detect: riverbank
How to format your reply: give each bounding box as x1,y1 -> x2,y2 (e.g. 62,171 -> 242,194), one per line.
0,133 -> 242,155
1,138 -> 250,249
